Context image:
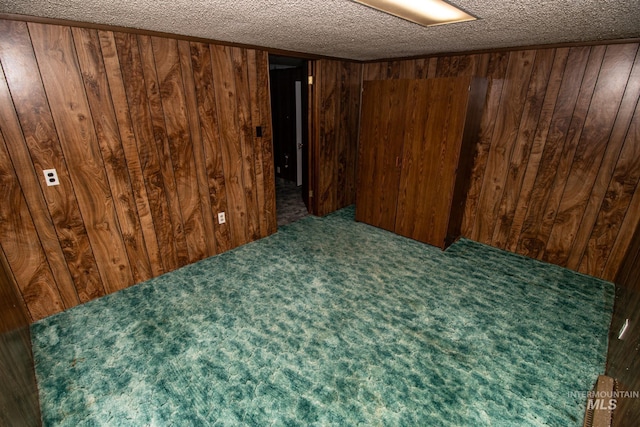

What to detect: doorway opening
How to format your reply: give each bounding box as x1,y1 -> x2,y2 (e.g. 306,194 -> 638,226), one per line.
269,55 -> 310,227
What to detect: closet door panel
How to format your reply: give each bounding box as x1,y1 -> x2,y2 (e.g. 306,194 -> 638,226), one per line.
396,78 -> 470,246
355,80 -> 408,231
394,80 -> 432,239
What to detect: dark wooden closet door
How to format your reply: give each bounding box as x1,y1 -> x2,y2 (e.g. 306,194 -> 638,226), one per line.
395,78 -> 471,247
355,79 -> 409,231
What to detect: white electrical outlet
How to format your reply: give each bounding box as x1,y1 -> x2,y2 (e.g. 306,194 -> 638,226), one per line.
218,212 -> 226,224
43,169 -> 60,186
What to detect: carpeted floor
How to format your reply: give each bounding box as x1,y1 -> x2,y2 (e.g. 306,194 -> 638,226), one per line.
276,177 -> 308,226
31,207 -> 614,426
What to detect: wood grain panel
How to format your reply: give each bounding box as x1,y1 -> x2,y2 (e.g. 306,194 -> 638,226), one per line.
355,79 -> 408,231
138,34 -> 191,266
0,250 -> 41,426
0,130 -> 64,320
72,27 -> 153,284
0,17 -> 276,320
531,46 -> 606,260
345,61 -> 362,207
255,50 -> 277,235
230,47 -> 260,242
189,42 -> 232,253
151,36 -> 208,263
0,250 -> 29,333
114,31 -> 181,272
318,60 -> 338,215
247,49 -> 268,238
544,44 -> 637,266
472,50 -> 537,243
461,52 -> 509,238
516,46 -> 594,258
336,62 -> 350,208
366,62 -> 386,80
504,48 -> 570,251
211,45 -> 249,248
491,49 -> 555,248
355,79 -> 385,225
29,23 -> 134,294
395,79 -> 470,245
602,110 -> 640,280
177,39 -> 218,257
575,48 -> 640,274
0,62 -> 79,310
313,59 -> 362,216
607,223 -> 640,426
362,41 -> 640,279
98,30 -> 164,277
0,19 -> 105,303
247,49 -> 277,238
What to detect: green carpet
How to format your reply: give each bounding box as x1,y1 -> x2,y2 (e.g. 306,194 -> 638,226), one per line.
31,207 -> 614,426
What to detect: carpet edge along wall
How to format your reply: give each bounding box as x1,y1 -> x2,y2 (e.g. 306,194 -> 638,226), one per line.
31,207 -> 613,426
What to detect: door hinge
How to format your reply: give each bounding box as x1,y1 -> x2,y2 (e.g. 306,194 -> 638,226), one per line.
309,190 -> 314,197
308,76 -> 314,85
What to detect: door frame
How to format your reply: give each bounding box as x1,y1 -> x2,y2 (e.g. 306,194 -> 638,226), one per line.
307,60 -> 318,216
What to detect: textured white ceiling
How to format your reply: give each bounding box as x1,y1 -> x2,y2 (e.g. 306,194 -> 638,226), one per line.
1,0 -> 639,61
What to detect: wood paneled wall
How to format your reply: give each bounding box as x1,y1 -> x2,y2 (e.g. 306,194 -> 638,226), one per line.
0,250 -> 41,426
0,19 -> 276,321
607,222 -> 640,426
363,43 -> 640,280
311,60 -> 363,216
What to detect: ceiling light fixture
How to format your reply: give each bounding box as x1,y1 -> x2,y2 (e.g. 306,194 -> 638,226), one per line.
353,0 -> 476,27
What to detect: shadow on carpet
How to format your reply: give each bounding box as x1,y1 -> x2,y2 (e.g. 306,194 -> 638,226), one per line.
31,207 -> 613,426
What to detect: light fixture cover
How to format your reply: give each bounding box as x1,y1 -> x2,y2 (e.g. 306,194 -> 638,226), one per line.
353,0 -> 476,27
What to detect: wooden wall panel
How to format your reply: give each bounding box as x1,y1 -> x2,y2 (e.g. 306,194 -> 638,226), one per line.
0,250 -> 41,426
0,130 -> 63,319
249,50 -> 276,236
177,39 -> 218,257
139,34 -> 192,267
607,222 -> 640,426
461,52 -> 509,238
575,50 -> 640,274
210,45 -> 249,247
491,49 -> 555,248
504,48 -> 570,252
544,44 -> 638,267
515,47 -> 593,258
189,42 -> 232,253
0,20 -> 106,305
363,41 -> 640,280
151,36 -> 208,264
256,50 -> 277,236
0,18 -> 275,321
30,23 -> 135,295
72,27 -> 154,284
317,60 -> 338,215
230,47 -> 261,243
472,49 -> 537,243
312,59 -> 363,216
98,30 -> 164,278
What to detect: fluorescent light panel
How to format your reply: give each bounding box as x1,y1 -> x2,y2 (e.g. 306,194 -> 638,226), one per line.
353,0 -> 476,27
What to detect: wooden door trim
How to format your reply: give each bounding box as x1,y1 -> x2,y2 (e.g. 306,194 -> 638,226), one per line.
308,60 -> 318,216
